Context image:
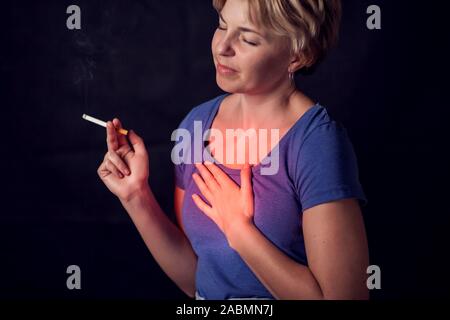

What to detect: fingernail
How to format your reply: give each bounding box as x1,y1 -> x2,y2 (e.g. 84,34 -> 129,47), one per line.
124,169 -> 130,175
118,172 -> 123,178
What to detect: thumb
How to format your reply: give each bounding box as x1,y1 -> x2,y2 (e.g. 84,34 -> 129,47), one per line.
128,130 -> 146,155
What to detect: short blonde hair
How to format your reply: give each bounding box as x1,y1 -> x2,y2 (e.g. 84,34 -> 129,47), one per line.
212,0 -> 342,74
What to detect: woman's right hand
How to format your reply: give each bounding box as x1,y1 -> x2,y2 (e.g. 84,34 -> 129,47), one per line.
97,118 -> 150,202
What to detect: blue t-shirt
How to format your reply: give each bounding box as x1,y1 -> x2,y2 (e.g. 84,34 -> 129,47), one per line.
173,93 -> 367,299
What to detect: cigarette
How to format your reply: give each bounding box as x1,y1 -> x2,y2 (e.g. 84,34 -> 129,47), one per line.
82,114 -> 129,136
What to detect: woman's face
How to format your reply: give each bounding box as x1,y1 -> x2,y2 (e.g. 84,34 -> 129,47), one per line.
211,0 -> 293,94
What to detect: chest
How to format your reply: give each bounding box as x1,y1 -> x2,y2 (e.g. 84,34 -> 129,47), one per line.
182,168 -> 303,249
206,118 -> 290,169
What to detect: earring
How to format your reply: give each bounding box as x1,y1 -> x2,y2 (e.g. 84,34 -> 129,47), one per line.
288,71 -> 294,82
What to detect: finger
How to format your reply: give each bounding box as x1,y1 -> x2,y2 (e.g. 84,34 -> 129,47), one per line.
116,144 -> 134,162
127,130 -> 147,156
239,162 -> 254,217
192,194 -> 214,218
98,153 -> 114,178
240,162 -> 253,195
105,159 -> 124,178
192,173 -> 213,203
113,118 -> 128,147
194,162 -> 220,190
204,161 -> 233,187
106,121 -> 119,152
97,161 -> 112,179
107,150 -> 130,176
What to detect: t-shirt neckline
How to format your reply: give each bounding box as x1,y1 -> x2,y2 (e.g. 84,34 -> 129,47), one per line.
202,93 -> 321,175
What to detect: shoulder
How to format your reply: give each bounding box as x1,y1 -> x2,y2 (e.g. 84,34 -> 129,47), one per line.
289,103 -> 346,151
287,104 -> 367,210
172,94 -> 228,167
287,103 -> 357,179
176,94 -> 228,131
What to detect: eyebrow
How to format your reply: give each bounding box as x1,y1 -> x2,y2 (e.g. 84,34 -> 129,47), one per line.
219,13 -> 264,38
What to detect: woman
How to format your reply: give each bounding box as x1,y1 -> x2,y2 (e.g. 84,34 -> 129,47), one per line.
97,0 -> 369,300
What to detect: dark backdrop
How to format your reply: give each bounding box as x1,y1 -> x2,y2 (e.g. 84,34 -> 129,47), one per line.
1,0 -> 448,299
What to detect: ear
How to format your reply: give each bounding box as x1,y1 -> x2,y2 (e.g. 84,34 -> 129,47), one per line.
289,51 -> 310,73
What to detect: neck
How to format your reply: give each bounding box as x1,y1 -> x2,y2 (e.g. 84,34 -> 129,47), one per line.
233,81 -> 299,129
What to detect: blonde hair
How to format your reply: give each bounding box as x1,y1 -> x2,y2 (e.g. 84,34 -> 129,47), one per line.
212,0 -> 342,74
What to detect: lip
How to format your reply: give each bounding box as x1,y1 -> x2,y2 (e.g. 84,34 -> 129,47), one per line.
217,62 -> 238,75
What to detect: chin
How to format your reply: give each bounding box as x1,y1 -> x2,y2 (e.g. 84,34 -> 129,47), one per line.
216,75 -> 243,94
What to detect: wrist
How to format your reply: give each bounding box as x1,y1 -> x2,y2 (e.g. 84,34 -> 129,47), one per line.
121,182 -> 152,205
227,221 -> 255,250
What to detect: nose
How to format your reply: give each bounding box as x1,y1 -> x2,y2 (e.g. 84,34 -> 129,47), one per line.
216,33 -> 235,56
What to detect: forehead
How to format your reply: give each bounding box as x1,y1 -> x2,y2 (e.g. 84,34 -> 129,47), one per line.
219,0 -> 291,50
221,0 -> 271,36
220,0 -> 258,28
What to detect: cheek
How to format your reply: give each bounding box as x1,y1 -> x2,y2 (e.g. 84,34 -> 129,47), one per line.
245,55 -> 280,78
258,52 -> 289,78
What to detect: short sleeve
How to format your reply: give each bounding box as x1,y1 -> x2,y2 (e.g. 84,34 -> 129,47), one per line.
295,121 -> 368,212
174,162 -> 185,190
173,106 -> 198,190
173,125 -> 188,190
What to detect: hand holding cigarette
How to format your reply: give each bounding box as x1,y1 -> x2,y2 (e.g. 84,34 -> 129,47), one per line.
94,116 -> 151,202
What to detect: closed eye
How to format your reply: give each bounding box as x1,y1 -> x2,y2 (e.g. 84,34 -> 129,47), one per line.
216,25 -> 258,46
243,39 -> 257,46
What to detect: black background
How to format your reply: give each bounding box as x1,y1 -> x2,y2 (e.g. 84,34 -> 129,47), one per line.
1,0 -> 448,299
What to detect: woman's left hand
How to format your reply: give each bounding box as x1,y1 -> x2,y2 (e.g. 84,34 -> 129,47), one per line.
191,161 -> 254,245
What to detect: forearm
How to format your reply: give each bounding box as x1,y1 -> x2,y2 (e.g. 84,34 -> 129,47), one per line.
228,223 -> 323,300
120,186 -> 197,298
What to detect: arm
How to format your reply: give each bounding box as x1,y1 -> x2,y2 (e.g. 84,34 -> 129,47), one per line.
119,184 -> 198,298
228,198 -> 369,300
